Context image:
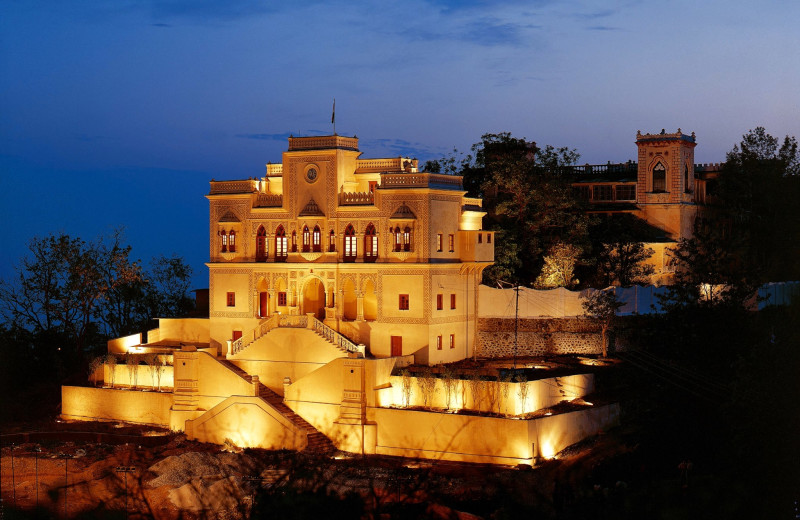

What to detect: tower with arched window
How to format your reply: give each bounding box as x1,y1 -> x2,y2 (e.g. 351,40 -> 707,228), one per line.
634,129 -> 698,241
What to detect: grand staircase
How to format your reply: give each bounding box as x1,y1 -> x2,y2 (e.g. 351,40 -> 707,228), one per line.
216,358 -> 336,455
230,314 -> 363,358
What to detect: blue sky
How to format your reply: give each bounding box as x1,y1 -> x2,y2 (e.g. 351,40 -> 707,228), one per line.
1,0 -> 798,290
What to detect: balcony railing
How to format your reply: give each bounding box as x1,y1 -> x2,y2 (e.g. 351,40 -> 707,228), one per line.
255,193 -> 283,208
339,191 -> 374,206
210,180 -> 257,194
379,172 -> 463,190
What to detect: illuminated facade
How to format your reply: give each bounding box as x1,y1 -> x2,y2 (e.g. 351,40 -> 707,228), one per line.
60,134 -> 618,465
208,134 -> 493,364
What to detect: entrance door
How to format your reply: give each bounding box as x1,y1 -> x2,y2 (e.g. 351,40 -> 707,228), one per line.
232,330 -> 243,341
391,336 -> 402,357
259,292 -> 268,317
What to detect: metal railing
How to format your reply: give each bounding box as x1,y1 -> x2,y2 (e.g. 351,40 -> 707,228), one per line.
311,317 -> 362,355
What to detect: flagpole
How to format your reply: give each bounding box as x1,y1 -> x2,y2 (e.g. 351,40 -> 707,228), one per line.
331,98 -> 336,135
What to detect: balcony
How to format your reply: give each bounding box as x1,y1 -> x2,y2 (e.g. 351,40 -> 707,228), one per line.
339,191 -> 375,206
379,172 -> 463,191
209,180 -> 257,195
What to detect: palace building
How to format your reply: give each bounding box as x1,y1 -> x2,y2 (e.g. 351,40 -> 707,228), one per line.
208,134 -> 493,365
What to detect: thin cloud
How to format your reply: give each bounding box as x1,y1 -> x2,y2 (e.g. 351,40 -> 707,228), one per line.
586,25 -> 621,31
235,132 -> 293,141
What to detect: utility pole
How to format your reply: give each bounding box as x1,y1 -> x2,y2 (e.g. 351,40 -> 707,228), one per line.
34,446 -> 41,509
115,466 -> 137,519
10,443 -> 16,508
57,453 -> 72,518
514,284 -> 520,369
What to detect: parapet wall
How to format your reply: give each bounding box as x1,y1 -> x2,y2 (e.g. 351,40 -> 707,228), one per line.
477,317 -> 603,357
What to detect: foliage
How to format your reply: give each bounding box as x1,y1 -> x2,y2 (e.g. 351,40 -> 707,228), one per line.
417,367 -> 437,408
533,242 -> 582,289
716,127 -> 800,281
581,289 -> 623,357
142,353 -> 159,390
125,353 -> 139,388
499,372 -> 513,415
431,132 -> 591,286
594,242 -> 655,287
88,356 -> 105,387
660,223 -> 759,311
399,369 -> 412,407
0,231 -> 194,393
440,366 -> 457,410
467,373 -> 483,410
106,354 -> 118,387
515,374 -> 529,414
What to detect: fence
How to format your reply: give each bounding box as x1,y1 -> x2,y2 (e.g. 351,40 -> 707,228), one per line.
478,281 -> 799,319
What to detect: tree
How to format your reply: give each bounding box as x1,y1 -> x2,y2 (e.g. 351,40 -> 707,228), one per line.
144,255 -> 194,319
434,132 -> 591,286
661,222 -> 758,311
717,127 -> 800,281
0,234 -> 108,355
534,242 -> 582,289
582,289 -> 623,357
594,241 -> 655,287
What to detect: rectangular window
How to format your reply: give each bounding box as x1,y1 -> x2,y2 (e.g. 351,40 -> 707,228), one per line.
436,335 -> 442,350
221,232 -> 228,252
615,185 -> 636,201
436,233 -> 443,252
277,292 -> 287,306
450,294 -> 456,309
226,292 -> 235,307
449,334 -> 455,349
399,294 -> 409,310
478,233 -> 482,244
574,185 -> 591,201
592,185 -> 613,201
436,294 -> 443,310
487,233 -> 492,244
448,234 -> 455,252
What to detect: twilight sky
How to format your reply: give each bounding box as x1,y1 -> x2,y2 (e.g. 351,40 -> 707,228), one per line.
1,0 -> 798,290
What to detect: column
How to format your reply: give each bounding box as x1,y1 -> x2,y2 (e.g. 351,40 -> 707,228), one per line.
356,290 -> 365,321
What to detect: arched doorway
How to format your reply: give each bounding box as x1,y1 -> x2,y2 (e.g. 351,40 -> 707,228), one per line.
342,278 -> 357,321
256,277 -> 269,318
363,279 -> 377,321
302,277 -> 326,320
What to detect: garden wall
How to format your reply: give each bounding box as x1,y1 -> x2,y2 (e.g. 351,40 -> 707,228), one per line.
477,317 -> 603,357
61,386 -> 172,427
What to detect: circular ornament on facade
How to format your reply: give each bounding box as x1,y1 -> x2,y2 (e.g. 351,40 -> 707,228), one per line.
305,167 -> 318,183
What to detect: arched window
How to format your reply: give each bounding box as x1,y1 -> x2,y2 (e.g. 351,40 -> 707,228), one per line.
684,164 -> 691,193
291,231 -> 297,252
275,226 -> 287,261
302,225 -> 310,252
329,230 -> 336,252
344,224 -> 356,262
393,226 -> 401,252
312,226 -> 321,252
228,230 -> 236,253
364,223 -> 377,262
403,226 -> 411,252
652,162 -> 666,192
220,230 -> 228,252
256,226 -> 267,262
